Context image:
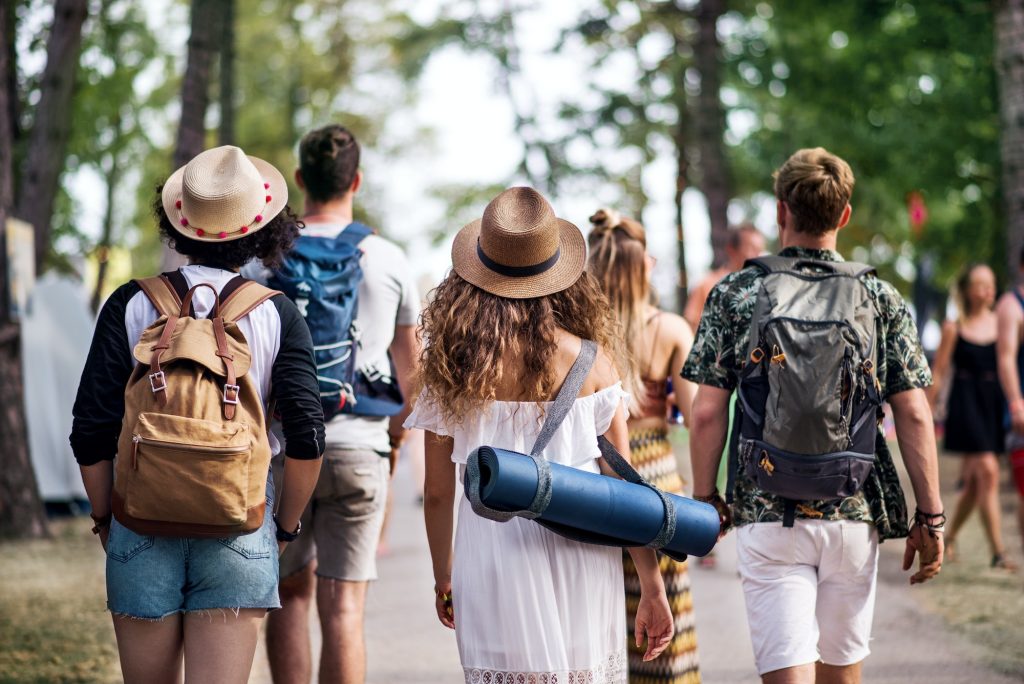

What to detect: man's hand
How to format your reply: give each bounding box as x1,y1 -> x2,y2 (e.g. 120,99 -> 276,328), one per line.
98,525 -> 110,552
695,491 -> 732,540
278,540 -> 288,556
902,523 -> 943,585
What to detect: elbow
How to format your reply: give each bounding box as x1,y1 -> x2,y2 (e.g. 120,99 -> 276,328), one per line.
690,400 -> 722,434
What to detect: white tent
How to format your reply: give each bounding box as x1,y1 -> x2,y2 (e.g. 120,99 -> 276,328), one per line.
21,272 -> 92,502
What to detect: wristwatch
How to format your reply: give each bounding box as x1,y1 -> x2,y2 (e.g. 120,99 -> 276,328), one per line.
273,515 -> 302,542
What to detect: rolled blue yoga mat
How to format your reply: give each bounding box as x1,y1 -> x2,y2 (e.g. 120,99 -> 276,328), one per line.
473,447 -> 720,558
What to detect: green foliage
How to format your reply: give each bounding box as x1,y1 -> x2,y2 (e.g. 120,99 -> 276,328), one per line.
724,0 -> 1001,291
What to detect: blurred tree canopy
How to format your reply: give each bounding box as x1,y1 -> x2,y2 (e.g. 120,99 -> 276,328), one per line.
724,0 -> 1002,292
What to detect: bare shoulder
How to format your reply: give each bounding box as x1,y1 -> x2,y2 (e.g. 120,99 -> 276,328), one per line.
656,311 -> 694,338
590,345 -> 621,391
997,291 -> 1023,320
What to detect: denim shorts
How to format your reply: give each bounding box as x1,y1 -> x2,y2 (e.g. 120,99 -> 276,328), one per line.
106,476 -> 280,619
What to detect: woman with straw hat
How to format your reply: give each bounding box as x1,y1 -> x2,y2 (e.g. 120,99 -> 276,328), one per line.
406,187 -> 673,681
71,146 -> 325,683
588,208 -> 701,683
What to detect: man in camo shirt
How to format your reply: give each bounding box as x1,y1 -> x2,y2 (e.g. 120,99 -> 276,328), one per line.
684,147 -> 943,683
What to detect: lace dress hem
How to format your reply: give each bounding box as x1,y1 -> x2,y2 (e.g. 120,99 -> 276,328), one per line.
463,650 -> 626,684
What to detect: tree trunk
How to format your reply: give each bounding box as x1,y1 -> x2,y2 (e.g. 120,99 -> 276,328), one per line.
91,116 -> 121,313
694,0 -> 731,268
218,0 -> 235,146
0,3 -> 49,540
14,0 -> 88,273
674,126 -> 690,314
163,0 -> 221,272
997,0 -> 1024,279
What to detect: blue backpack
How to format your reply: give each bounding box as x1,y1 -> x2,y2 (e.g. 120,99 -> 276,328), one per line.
269,222 -> 403,421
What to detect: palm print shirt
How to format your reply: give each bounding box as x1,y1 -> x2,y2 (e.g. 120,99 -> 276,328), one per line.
682,246 -> 932,540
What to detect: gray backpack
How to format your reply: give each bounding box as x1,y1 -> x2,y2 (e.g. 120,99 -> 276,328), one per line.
729,256 -> 883,526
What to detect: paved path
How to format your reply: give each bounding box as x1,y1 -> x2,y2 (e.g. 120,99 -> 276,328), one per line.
252,462 -> 1019,683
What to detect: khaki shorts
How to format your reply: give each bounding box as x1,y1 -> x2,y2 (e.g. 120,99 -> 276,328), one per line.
275,448 -> 390,582
736,520 -> 879,675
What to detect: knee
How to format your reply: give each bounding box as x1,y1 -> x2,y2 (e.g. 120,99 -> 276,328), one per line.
318,580 -> 367,626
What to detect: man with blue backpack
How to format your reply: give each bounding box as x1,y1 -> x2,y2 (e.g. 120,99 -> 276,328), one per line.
264,125 -> 420,684
685,148 -> 943,683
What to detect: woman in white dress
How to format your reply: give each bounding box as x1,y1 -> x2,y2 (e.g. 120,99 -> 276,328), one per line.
406,187 -> 673,683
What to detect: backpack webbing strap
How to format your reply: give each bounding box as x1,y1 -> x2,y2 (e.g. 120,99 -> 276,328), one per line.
783,499 -> 797,528
219,281 -> 282,323
136,275 -> 183,318
336,221 -> 374,246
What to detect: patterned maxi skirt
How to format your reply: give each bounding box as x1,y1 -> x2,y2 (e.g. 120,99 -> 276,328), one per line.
623,427 -> 700,684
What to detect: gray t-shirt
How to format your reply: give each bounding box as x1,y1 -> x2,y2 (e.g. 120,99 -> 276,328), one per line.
300,221 -> 420,451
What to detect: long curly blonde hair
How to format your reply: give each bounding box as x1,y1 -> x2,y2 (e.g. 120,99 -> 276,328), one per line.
416,271 -> 630,426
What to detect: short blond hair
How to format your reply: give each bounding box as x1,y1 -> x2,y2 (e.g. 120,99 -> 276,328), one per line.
772,147 -> 854,236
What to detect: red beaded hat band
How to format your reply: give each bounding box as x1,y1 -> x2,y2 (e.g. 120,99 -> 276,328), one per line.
161,145 -> 289,243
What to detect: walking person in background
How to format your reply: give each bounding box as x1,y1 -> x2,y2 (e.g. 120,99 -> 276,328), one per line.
587,208 -> 701,682
683,223 -> 765,330
994,247 -> 1024,565
685,148 -> 943,683
264,124 -> 420,684
407,187 -> 674,681
929,263 -> 1017,570
71,146 -> 325,683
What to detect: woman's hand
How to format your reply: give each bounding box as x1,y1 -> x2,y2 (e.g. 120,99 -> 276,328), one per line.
634,588 -> 673,661
434,580 -> 455,629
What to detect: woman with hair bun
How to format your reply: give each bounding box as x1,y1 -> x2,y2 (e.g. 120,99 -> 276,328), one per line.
587,208 -> 702,682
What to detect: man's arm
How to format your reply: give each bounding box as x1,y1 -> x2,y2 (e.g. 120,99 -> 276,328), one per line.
387,324 -> 420,473
689,384 -> 733,535
888,388 -> 944,584
996,294 -> 1024,433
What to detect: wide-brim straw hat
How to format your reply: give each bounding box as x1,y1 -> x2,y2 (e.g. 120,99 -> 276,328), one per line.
161,145 -> 288,243
451,187 -> 586,299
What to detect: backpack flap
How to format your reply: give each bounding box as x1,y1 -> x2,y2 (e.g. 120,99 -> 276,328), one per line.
133,318 -> 252,382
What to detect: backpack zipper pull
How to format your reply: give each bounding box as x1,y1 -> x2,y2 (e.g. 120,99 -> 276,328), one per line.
132,434 -> 141,469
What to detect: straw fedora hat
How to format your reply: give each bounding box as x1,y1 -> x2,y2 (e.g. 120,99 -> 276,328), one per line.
161,145 -> 288,242
451,187 -> 586,299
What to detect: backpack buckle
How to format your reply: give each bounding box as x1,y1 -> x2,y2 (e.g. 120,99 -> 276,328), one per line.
223,383 -> 241,405
149,371 -> 167,393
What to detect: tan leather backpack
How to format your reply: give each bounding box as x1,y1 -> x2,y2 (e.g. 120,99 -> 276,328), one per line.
112,273 -> 280,538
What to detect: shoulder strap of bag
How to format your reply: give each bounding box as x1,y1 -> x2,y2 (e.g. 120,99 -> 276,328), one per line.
530,339 -> 598,456
135,275 -> 182,318
334,221 -> 374,248
219,280 -> 283,323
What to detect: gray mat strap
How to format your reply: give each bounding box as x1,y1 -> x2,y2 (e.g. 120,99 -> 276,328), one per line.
465,340 -> 597,522
596,436 -> 677,551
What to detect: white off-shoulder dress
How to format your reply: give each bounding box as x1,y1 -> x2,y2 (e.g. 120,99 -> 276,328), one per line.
406,383 -> 631,684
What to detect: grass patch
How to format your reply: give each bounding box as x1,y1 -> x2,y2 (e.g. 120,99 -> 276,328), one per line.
0,518 -> 119,683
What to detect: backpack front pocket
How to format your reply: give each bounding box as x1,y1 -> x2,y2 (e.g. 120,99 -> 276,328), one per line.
123,413 -> 253,526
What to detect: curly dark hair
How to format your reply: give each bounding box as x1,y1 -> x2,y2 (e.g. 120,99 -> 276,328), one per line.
298,124 -> 360,203
154,185 -> 302,270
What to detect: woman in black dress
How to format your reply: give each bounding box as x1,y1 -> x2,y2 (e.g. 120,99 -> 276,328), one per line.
929,263 -> 1016,570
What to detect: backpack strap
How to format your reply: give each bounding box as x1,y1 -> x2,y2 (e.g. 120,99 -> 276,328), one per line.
135,275 -> 183,318
334,221 -> 374,247
219,280 -> 283,323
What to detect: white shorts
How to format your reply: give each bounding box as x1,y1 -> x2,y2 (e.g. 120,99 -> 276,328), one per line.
736,520 -> 879,675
